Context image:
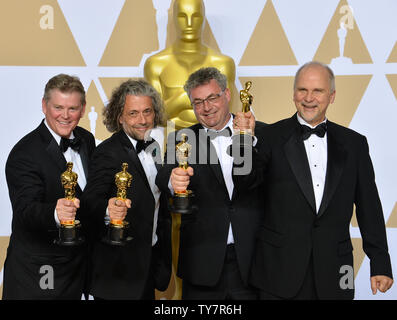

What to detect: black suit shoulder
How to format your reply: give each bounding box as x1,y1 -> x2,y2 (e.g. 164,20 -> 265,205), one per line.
255,116 -> 296,151
8,123 -> 95,159
74,125 -> 96,143
95,130 -> 127,152
327,120 -> 366,141
254,120 -> 268,136
8,124 -> 44,157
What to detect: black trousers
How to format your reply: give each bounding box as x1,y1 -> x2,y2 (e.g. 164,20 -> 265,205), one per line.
259,253 -> 319,300
94,245 -> 156,300
182,244 -> 259,300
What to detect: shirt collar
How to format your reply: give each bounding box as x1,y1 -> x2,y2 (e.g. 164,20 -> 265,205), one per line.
44,119 -> 75,146
124,127 -> 162,149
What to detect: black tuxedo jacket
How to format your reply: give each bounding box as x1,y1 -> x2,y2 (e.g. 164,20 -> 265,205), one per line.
248,114 -> 392,299
3,120 -> 95,299
156,121 -> 266,287
81,130 -> 172,299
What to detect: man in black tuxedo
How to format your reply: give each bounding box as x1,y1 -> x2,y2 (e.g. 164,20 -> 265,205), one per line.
248,61 -> 393,299
3,74 -> 95,299
81,79 -> 172,299
156,67 -> 264,299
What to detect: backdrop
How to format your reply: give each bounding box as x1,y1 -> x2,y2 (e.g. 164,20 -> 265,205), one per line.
0,0 -> 396,300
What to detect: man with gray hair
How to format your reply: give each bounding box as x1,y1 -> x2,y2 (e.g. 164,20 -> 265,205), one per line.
246,61 -> 393,299
82,79 -> 172,299
156,67 -> 266,299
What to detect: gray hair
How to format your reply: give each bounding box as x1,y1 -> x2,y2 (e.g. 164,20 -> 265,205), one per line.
294,61 -> 335,93
43,74 -> 86,106
103,79 -> 166,133
184,67 -> 228,98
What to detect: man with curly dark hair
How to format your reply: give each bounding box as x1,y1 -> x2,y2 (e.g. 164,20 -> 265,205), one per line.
82,79 -> 172,299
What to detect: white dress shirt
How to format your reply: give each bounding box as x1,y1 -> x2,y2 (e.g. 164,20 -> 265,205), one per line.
297,114 -> 328,213
168,114 -> 256,244
126,128 -> 163,246
206,115 -> 235,244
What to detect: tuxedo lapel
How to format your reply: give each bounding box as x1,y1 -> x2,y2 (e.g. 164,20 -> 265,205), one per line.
118,131 -> 152,192
39,122 -> 86,195
284,118 -> 317,213
317,123 -> 346,218
194,125 -> 226,189
39,122 -> 67,172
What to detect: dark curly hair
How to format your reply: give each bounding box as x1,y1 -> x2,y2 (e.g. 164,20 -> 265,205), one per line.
103,79 -> 166,133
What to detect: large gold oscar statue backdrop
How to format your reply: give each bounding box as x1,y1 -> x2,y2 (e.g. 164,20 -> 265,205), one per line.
144,0 -> 236,129
144,0 -> 236,300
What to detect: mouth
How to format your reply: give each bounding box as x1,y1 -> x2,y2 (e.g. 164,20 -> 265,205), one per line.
135,126 -> 149,131
58,120 -> 72,126
302,103 -> 317,109
202,112 -> 217,120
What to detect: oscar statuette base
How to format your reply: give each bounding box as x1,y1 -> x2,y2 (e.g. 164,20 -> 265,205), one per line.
54,220 -> 84,246
102,221 -> 133,246
170,190 -> 195,215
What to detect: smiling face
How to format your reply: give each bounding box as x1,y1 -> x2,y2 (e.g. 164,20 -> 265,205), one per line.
293,65 -> 336,126
119,94 -> 155,141
42,89 -> 85,138
190,79 -> 231,131
175,0 -> 204,42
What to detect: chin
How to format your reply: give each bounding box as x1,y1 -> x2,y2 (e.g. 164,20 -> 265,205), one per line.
57,129 -> 73,138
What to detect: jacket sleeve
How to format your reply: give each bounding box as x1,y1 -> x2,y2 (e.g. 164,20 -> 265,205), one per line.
355,135 -> 393,278
6,148 -> 58,231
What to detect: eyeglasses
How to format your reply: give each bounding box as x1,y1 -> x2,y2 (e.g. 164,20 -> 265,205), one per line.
191,91 -> 224,109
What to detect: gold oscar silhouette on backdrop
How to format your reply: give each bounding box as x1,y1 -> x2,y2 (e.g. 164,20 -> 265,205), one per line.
144,0 -> 236,130
144,0 -> 236,300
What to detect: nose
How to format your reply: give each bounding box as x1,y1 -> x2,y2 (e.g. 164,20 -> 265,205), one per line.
187,14 -> 192,27
137,112 -> 147,124
202,99 -> 212,111
304,91 -> 315,102
62,108 -> 69,119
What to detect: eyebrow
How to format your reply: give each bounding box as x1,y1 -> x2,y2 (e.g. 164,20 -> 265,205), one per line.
193,93 -> 218,101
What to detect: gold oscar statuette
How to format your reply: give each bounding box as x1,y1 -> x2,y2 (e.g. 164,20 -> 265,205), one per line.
55,162 -> 84,246
171,133 -> 195,214
239,81 -> 253,135
102,162 -> 133,246
228,81 -> 254,158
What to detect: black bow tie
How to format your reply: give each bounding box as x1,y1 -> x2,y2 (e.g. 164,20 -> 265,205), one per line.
60,137 -> 81,153
301,123 -> 327,140
208,127 -> 232,140
136,139 -> 157,155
